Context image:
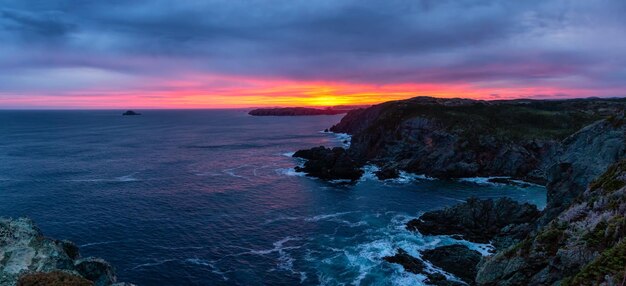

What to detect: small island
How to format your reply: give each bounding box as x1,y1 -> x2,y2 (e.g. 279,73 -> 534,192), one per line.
122,110 -> 141,116
248,107 -> 350,116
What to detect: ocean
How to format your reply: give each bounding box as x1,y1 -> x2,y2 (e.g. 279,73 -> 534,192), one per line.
0,110 -> 546,285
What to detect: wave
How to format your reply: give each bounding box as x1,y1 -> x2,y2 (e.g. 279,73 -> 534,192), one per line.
304,211 -> 354,222
458,176 -> 542,188
131,259 -> 177,270
358,165 -> 435,184
80,240 -> 126,248
67,173 -> 140,183
275,168 -> 306,177
281,151 -> 295,157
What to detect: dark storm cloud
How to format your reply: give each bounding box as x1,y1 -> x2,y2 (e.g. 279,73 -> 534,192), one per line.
1,0 -> 626,94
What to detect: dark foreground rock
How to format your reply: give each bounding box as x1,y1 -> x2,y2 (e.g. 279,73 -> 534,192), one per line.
383,248 -> 465,286
406,197 -> 540,244
374,167 -> 400,180
293,146 -> 363,181
383,248 -> 425,274
248,107 -> 348,116
422,245 -> 482,284
0,217 -> 133,286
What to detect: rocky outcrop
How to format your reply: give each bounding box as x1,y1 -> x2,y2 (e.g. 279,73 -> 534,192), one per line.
476,159 -> 626,285
542,117 -> 626,223
407,198 -> 540,245
383,248 -> 425,274
422,245 -> 482,285
293,146 -> 363,181
329,97 -> 625,182
0,217 -> 132,286
248,107 -> 349,116
383,248 -> 465,286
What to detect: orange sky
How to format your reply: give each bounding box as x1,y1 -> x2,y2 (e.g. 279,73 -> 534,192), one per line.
0,74 -> 605,109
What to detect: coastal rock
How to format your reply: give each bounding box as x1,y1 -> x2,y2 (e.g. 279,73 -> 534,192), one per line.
383,248 -> 465,286
74,258 -> 116,286
293,146 -> 363,181
541,117 -> 626,223
422,245 -> 482,284
330,97 -> 626,181
0,217 -> 129,286
374,167 -> 400,180
406,197 -> 540,244
248,107 -> 348,116
16,271 -> 92,286
476,159 -> 626,285
383,248 -> 425,274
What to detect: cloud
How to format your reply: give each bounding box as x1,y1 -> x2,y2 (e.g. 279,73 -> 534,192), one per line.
0,0 -> 625,102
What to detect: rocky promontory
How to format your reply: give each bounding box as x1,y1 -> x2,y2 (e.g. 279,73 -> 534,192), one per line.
291,96 -> 626,284
248,107 -> 349,116
0,217 -> 132,286
328,96 -> 626,182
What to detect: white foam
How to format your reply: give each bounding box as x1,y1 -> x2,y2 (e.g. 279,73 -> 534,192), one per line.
458,176 -> 507,186
319,130 -> 352,148
282,151 -> 296,157
391,171 -> 436,183
359,165 -> 381,182
304,211 -> 353,222
275,168 -> 306,177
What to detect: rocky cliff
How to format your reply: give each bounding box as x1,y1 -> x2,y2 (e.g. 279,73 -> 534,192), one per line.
329,97 -> 625,182
0,217 -> 132,286
477,159 -> 626,285
292,96 -> 626,284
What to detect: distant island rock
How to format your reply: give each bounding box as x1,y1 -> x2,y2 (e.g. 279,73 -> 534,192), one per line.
0,217 -> 133,286
122,110 -> 141,116
248,107 -> 350,116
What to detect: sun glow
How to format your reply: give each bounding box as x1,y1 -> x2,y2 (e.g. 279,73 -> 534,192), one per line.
0,73 -> 605,109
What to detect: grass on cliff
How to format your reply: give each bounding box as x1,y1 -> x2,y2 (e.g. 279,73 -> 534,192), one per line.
563,240 -> 626,286
589,160 -> 626,194
373,99 -> 621,141
17,271 -> 93,286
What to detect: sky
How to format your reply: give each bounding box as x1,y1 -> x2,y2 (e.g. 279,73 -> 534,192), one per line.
1,0 -> 626,109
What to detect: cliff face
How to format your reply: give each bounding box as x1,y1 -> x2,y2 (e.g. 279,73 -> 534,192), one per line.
477,159 -> 626,285
0,217 -> 131,286
323,97 -> 626,285
330,97 -> 625,183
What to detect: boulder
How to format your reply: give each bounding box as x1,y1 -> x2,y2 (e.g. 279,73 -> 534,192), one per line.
293,146 -> 363,181
422,245 -> 482,284
406,198 -> 540,244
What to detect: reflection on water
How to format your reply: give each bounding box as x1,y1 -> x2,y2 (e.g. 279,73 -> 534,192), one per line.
0,110 -> 546,285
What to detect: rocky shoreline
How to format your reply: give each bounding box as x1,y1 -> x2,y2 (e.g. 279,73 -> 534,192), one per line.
0,217 -> 132,286
293,96 -> 626,285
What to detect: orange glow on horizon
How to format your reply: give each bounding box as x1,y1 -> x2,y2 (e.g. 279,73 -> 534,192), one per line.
0,74 -> 608,109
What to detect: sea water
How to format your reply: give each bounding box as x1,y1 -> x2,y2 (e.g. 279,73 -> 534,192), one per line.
0,110 -> 546,285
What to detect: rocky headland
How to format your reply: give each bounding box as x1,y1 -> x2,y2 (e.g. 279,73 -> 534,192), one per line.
0,217 -> 132,286
248,107 -> 350,116
293,96 -> 626,284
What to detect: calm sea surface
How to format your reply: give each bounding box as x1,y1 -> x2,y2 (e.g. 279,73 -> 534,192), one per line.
0,110 -> 546,285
